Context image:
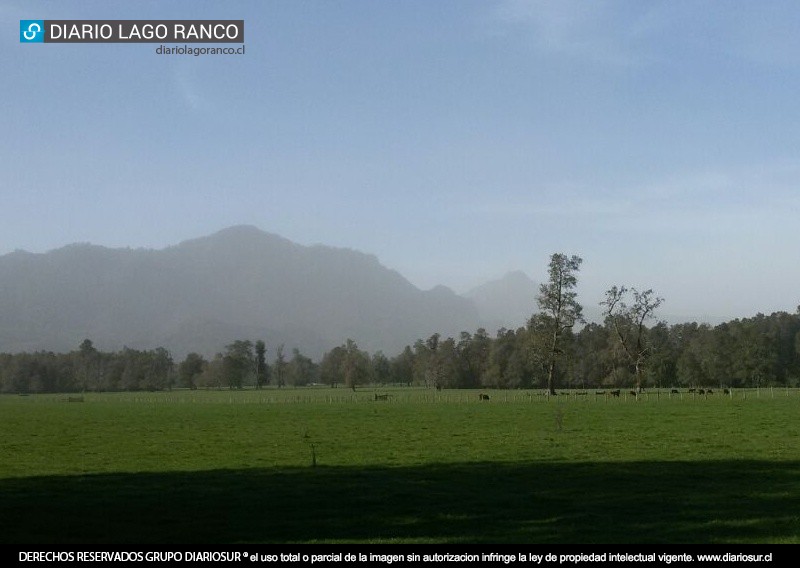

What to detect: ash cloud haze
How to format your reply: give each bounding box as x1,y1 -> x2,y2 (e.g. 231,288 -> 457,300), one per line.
2,0 -> 799,323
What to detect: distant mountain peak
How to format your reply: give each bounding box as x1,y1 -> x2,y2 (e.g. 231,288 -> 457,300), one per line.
0,226 -> 480,358
501,270 -> 533,282
465,271 -> 538,332
170,224 -> 298,252
466,271 -> 536,296
212,224 -> 266,237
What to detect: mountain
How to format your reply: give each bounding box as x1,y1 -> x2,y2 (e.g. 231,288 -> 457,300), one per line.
0,226 -> 479,359
465,271 -> 539,331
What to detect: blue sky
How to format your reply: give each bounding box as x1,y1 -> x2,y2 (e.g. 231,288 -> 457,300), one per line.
2,1 -> 799,322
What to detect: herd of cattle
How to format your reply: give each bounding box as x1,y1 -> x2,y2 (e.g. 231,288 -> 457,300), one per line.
594,388 -> 732,397
479,388 -> 734,400
373,390 -> 733,402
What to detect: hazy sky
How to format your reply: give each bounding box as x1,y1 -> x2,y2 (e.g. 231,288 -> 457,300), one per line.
2,1 -> 799,323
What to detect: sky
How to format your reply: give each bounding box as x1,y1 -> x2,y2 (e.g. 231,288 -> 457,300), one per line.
2,0 -> 799,324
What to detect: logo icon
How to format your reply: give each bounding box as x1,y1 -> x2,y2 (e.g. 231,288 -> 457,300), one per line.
20,20 -> 44,43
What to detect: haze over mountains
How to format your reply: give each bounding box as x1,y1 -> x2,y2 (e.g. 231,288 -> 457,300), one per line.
466,270 -> 539,332
0,226 -> 540,359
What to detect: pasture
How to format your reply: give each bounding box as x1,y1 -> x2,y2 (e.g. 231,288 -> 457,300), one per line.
1,388 -> 799,543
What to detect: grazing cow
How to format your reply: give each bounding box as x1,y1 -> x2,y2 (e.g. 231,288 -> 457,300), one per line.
707,389 -> 714,394
698,389 -> 705,395
688,388 -> 696,393
724,388 -> 731,395
671,389 -> 680,394
629,390 -> 637,397
610,389 -> 621,397
374,394 -> 389,401
479,393 -> 490,401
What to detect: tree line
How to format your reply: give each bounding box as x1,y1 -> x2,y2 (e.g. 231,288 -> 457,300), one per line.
1,255 -> 799,394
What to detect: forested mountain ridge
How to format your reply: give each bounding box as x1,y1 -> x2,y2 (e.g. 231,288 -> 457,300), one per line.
0,225 -> 481,358
2,231 -> 798,393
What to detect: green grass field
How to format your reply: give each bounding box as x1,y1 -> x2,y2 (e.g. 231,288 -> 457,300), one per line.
1,388 -> 799,543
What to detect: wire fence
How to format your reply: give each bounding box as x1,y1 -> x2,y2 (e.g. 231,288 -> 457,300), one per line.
9,386 -> 799,406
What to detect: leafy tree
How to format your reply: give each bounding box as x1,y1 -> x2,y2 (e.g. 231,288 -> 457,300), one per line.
536,254 -> 584,394
795,328 -> 800,383
75,339 -> 99,392
504,335 -> 532,389
424,333 -> 441,388
769,311 -> 800,384
433,337 -> 460,389
179,352 -> 206,390
411,338 -> 431,387
645,322 -> 677,388
287,348 -> 317,386
273,344 -> 287,388
223,340 -> 254,389
526,313 -> 554,388
2,353 -> 35,394
728,316 -> 779,388
573,323 -> 613,388
255,340 -> 269,388
147,347 -> 174,391
196,354 -> 225,389
118,348 -> 147,391
389,346 -> 415,385
371,351 -> 391,385
457,329 -> 491,389
320,345 -> 346,387
482,328 -> 518,389
675,324 -> 707,387
113,347 -> 173,391
705,322 -> 735,386
341,339 -> 371,391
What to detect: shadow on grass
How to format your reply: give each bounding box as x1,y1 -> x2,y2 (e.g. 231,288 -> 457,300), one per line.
1,460 -> 799,544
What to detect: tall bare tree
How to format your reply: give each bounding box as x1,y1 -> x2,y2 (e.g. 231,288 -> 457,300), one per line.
601,286 -> 664,391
